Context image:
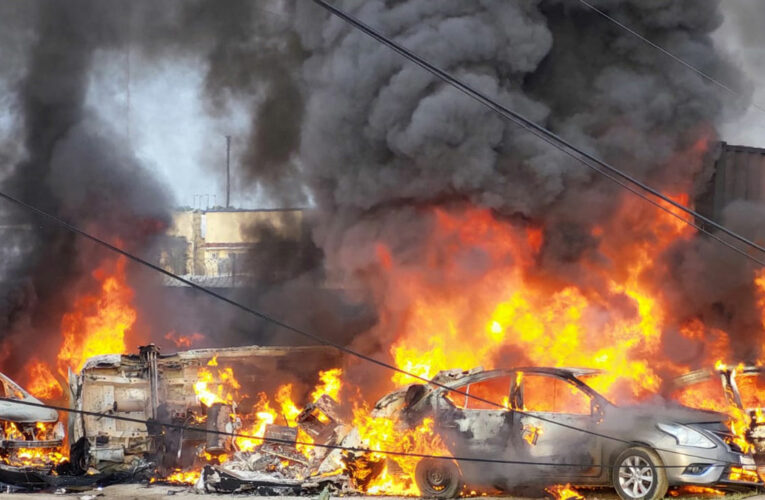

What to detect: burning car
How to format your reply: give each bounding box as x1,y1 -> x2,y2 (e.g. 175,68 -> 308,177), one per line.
0,372 -> 64,464
374,367 -> 761,500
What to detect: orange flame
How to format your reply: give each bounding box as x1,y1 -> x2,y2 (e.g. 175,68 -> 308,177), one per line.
57,257 -> 136,375
352,408 -> 447,495
163,469 -> 201,485
669,486 -> 725,497
384,205 -> 689,402
310,368 -> 343,402
164,331 -> 205,349
25,256 -> 138,400
546,484 -> 584,500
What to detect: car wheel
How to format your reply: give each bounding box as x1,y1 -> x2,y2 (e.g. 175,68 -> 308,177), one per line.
612,447 -> 668,500
415,458 -> 462,498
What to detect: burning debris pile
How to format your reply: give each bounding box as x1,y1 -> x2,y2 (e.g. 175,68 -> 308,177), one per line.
51,344 -> 452,495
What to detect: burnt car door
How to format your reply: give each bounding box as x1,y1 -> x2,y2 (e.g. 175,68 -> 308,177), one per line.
434,373 -> 517,458
431,372 -> 536,491
513,371 -> 602,479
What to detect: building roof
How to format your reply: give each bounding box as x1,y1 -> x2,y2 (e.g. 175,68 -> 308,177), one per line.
161,273 -> 255,288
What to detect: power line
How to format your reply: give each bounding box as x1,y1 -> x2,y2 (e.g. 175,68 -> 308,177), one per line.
0,0 -> 759,468
576,0 -> 765,116
0,187 -> 755,465
311,0 -> 765,267
0,397 -> 740,470
531,133 -> 765,267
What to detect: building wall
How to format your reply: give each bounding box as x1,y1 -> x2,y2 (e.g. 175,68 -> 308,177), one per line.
704,143 -> 765,221
163,208 -> 305,279
204,210 -> 302,244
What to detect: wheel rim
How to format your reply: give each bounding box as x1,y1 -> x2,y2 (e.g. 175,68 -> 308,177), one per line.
426,466 -> 450,491
618,455 -> 654,498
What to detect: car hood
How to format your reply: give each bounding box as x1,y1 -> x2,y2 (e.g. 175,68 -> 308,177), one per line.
608,403 -> 727,425
0,373 -> 59,423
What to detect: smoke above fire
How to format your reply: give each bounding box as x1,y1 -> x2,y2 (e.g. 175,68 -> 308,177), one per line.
274,1 -> 757,399
0,0 -> 762,408
3,1 -> 765,495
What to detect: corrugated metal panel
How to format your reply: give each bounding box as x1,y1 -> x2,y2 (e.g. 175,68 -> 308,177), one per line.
709,142 -> 765,220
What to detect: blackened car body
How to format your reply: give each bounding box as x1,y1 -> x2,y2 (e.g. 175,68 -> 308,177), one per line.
373,367 -> 760,500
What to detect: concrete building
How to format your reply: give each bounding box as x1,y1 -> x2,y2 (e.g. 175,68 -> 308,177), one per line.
159,208 -> 306,285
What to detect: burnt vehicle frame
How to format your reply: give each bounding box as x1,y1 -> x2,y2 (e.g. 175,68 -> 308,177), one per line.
68,343 -> 339,474
675,364 -> 765,469
375,367 -> 760,499
0,372 -> 63,456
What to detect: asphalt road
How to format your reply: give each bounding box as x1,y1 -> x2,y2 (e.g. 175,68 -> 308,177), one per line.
0,484 -> 760,500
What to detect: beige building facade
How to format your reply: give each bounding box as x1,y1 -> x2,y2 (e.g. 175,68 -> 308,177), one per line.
160,208 -> 305,279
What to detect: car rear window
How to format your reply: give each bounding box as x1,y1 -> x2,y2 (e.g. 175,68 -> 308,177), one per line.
522,374 -> 591,415
443,376 -> 513,410
465,376 -> 512,410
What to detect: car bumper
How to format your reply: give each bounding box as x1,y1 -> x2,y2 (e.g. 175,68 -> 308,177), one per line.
0,439 -> 63,449
661,450 -> 761,486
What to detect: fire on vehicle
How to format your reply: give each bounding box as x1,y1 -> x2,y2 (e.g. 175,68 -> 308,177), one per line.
373,367 -> 762,500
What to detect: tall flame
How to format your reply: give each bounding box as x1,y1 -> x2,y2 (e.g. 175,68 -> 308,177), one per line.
57,257 -> 136,374
25,256 -> 137,400
385,201 -> 693,403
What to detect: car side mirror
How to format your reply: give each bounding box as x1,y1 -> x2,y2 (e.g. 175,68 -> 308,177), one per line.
404,384 -> 427,408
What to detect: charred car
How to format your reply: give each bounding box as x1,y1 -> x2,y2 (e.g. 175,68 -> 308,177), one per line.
0,372 -> 64,461
374,367 -> 760,500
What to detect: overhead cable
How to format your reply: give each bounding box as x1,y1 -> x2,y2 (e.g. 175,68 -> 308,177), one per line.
0,0 -> 762,464
0,186 -> 755,463
577,0 -> 765,116
311,0 -> 765,266
0,397 -> 740,470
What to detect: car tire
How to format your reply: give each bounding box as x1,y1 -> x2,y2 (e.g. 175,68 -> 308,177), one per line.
612,446 -> 668,500
415,458 -> 462,498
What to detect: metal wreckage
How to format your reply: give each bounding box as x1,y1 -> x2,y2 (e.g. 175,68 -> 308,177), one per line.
0,344 -> 404,494
1,345 -> 764,498
2,344 -> 458,494
377,367 -> 763,499
67,344 -> 367,494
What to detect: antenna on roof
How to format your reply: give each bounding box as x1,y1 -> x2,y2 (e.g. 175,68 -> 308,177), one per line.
225,135 -> 231,209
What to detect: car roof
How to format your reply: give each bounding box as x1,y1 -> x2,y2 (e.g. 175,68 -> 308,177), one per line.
431,366 -> 603,388
514,367 -> 605,378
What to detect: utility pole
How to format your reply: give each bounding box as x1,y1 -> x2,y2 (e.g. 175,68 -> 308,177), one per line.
225,135 -> 231,209
124,1 -> 132,149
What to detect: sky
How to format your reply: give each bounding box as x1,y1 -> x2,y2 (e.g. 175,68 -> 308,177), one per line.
2,0 -> 764,210
713,0 -> 765,147
84,51 -> 257,210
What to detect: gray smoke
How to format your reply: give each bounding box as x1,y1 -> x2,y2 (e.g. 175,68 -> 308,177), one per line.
0,0 -> 172,379
0,0 -> 372,385
170,0 -> 309,206
265,0 -> 753,370
142,0 -> 757,377
1,0 -> 757,391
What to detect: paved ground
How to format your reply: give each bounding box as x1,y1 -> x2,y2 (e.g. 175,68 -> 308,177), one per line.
0,484 -> 760,500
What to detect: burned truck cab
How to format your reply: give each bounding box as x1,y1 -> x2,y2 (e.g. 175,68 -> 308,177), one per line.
69,344 -> 339,473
